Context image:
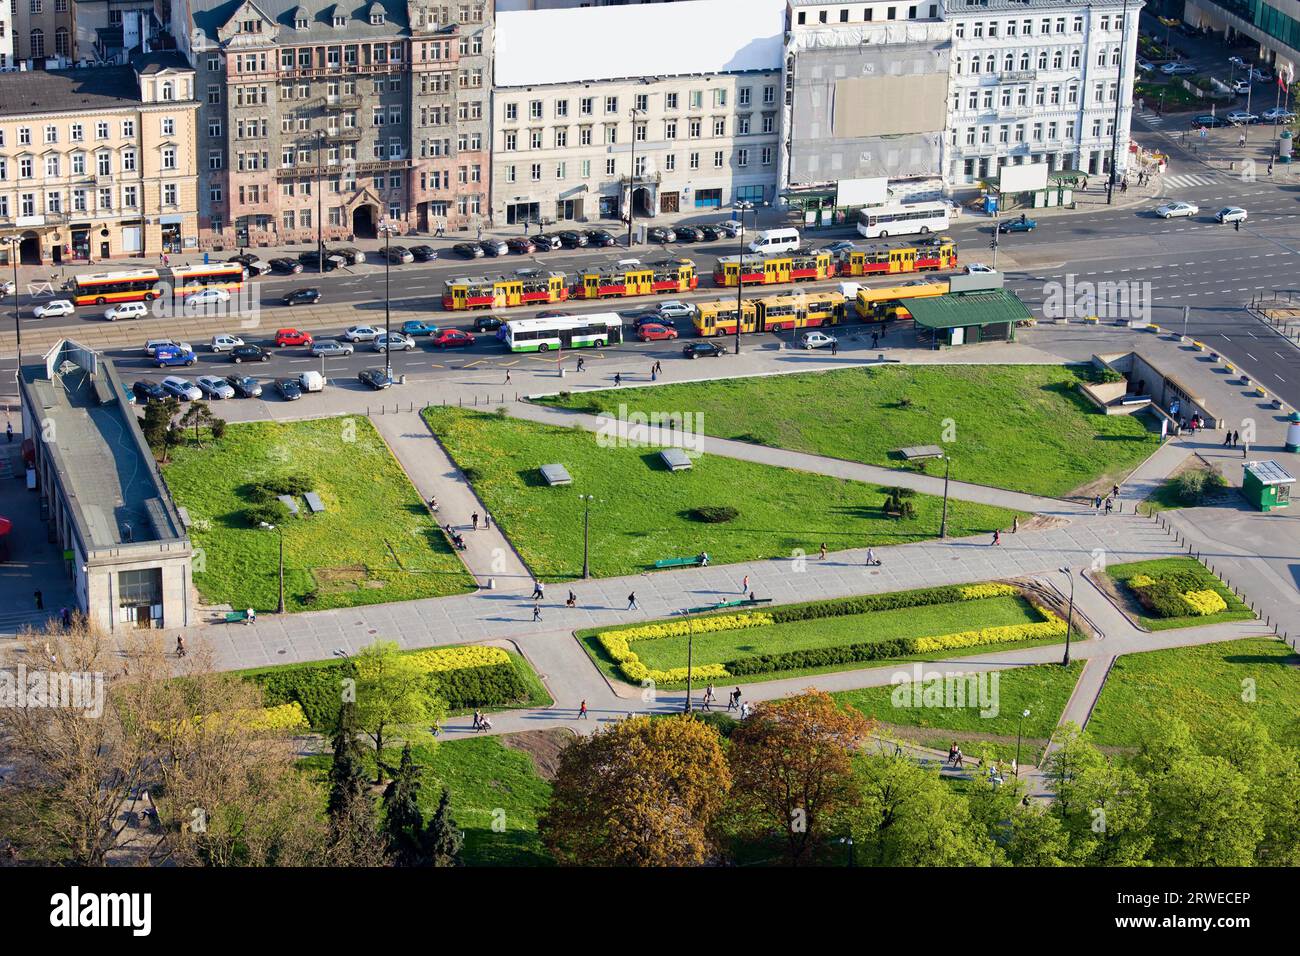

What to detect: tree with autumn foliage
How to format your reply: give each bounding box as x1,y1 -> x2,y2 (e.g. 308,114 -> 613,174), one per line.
539,715 -> 731,866
725,689 -> 875,865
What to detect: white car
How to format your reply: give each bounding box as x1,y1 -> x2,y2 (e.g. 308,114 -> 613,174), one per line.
800,330 -> 838,350
1215,207 -> 1248,223
0,280 -> 14,297
1135,57 -> 1154,73
104,302 -> 149,321
657,301 -> 696,320
373,332 -> 416,352
196,375 -> 235,399
243,259 -> 273,276
343,324 -> 382,342
1263,107 -> 1297,122
1161,62 -> 1196,75
1155,201 -> 1199,219
1231,79 -> 1251,94
161,376 -> 203,401
185,287 -> 231,308
210,333 -> 245,352
964,263 -> 996,274
33,299 -> 75,318
1228,55 -> 1247,69
1249,67 -> 1273,82
145,338 -> 193,356
1226,110 -> 1258,125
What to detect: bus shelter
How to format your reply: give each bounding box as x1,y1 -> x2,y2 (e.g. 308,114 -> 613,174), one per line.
987,170 -> 1080,211
906,290 -> 1032,348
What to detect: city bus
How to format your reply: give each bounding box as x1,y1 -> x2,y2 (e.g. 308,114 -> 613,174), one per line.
839,238 -> 959,276
503,314 -> 623,352
443,272 -> 568,310
856,201 -> 952,239
855,280 -> 950,321
712,249 -> 834,287
69,269 -> 163,306
575,258 -> 697,299
169,263 -> 245,297
692,291 -> 845,337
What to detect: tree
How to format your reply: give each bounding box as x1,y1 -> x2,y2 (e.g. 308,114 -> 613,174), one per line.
725,690 -> 874,865
328,701 -> 368,821
539,715 -> 731,866
1046,729 -> 1153,866
422,788 -> 463,867
352,641 -> 446,784
1144,754 -> 1262,866
324,783 -> 389,867
141,397 -> 181,461
381,743 -> 426,865
1004,802 -> 1070,867
179,400 -> 214,443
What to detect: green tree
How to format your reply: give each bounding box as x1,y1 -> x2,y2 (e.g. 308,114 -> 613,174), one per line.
381,743 -> 426,866
1004,802 -> 1070,867
352,641 -> 446,784
327,701 -> 368,821
1204,720 -> 1300,866
141,397 -> 181,461
1144,755 -> 1263,867
421,788 -> 463,867
179,400 -> 214,443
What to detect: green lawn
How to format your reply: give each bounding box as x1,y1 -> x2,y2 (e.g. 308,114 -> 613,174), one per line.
834,661 -> 1084,765
1134,79 -> 1204,112
1087,638 -> 1300,748
1103,557 -> 1254,631
537,364 -> 1161,498
422,407 -> 1022,580
164,418 -> 474,612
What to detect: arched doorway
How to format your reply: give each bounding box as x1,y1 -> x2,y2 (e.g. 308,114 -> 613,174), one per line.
351,205 -> 377,239
632,187 -> 654,218
19,232 -> 42,265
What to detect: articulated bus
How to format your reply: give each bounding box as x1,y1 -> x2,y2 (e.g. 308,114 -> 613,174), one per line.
443,272 -> 569,310
838,237 -> 958,277
855,281 -> 950,321
170,263 -> 245,297
575,258 -> 697,299
693,291 -> 846,337
503,314 -> 623,352
69,263 -> 247,306
712,249 -> 834,287
856,201 -> 952,239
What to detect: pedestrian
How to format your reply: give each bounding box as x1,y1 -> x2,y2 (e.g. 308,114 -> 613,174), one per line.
5,421 -> 11,443
1121,179 -> 1128,193
871,331 -> 879,349
1105,497 -> 1113,514
578,700 -> 588,719
484,513 -> 491,530
1268,160 -> 1274,175
1112,484 -> 1119,499
727,689 -> 739,711
1082,177 -> 1089,190
953,747 -> 964,769
33,589 -> 42,610
627,591 -> 639,610
614,372 -> 622,387
1224,431 -> 1232,446
1011,515 -> 1019,534
504,369 -> 511,384
566,589 -> 577,608
741,574 -> 749,594
176,635 -> 186,658
473,709 -> 482,730
1235,219 -> 1241,232
476,224 -> 483,240
576,356 -> 585,373
472,512 -> 479,530
865,547 -> 876,566
702,684 -> 714,711
948,741 -> 959,766
246,607 -> 256,625
1094,494 -> 1103,510
1239,133 -> 1247,147
819,542 -> 827,560
653,359 -> 662,375
1232,429 -> 1239,447
830,339 -> 838,356
428,495 -> 439,512
532,580 -> 544,600
532,604 -> 542,622
60,607 -> 70,628
650,365 -> 657,382
162,253 -> 170,268
992,529 -> 1001,546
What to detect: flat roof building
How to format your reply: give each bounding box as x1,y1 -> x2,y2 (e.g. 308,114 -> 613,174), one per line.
17,340 -> 195,631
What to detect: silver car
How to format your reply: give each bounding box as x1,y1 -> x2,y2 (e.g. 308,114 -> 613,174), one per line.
373,332 -> 416,352
196,375 -> 236,399
311,339 -> 355,357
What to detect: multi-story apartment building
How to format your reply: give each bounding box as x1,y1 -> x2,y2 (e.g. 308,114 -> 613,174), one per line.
1185,0 -> 1298,78
12,0 -> 77,62
945,0 -> 1140,187
491,0 -> 785,226
76,0 -> 164,64
0,51 -> 198,265
1,1 -> 15,69
175,0 -> 490,249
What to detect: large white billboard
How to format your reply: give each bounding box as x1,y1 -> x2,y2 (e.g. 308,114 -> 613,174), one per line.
999,162 -> 1049,193
836,177 -> 888,207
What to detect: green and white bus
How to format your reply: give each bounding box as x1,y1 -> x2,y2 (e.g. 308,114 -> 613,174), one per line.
504,314 -> 624,352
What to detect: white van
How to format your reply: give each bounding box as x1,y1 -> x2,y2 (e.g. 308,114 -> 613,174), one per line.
298,370 -> 326,392
748,228 -> 801,254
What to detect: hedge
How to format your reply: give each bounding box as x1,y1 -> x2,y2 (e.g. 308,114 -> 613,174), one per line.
187,702 -> 311,734
1181,589 -> 1228,616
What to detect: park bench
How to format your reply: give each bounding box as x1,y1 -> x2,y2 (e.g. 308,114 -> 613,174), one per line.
304,491 -> 325,514
654,556 -> 703,569
224,610 -> 249,624
276,494 -> 299,515
685,598 -> 775,614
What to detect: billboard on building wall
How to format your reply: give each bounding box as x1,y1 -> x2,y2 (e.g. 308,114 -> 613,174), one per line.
836,177 -> 888,207
999,162 -> 1049,193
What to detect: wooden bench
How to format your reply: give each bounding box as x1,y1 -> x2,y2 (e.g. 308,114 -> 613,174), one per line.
224,610 -> 250,623
654,556 -> 702,569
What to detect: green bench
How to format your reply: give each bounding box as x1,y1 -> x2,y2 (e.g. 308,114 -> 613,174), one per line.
653,556 -> 703,569
685,598 -> 774,613
224,610 -> 250,623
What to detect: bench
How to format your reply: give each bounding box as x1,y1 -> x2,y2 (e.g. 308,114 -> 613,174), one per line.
304,491 -> 325,514
277,494 -> 299,516
654,556 -> 703,569
685,598 -> 775,613
224,610 -> 249,623
897,444 -> 945,461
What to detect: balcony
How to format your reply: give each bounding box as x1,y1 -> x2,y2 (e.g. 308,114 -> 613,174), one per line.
324,94 -> 363,110
326,128 -> 363,143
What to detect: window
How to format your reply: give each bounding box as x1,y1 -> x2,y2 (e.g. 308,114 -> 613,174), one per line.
605,158 -> 616,176
161,117 -> 175,137
738,87 -> 751,107
44,155 -> 59,177
121,185 -> 138,208
122,149 -> 137,172
665,92 -> 678,110
713,118 -> 725,136
635,93 -> 648,112
162,147 -> 177,170
689,90 -> 703,109
96,152 -> 111,176
737,148 -> 748,167
665,154 -> 676,171
580,97 -> 594,116
71,153 -> 85,175
505,103 -> 517,121
30,29 -> 44,58
529,99 -> 542,120
555,99 -> 568,118
530,163 -> 541,181
689,151 -> 700,170
604,95 -> 618,114
713,150 -> 724,168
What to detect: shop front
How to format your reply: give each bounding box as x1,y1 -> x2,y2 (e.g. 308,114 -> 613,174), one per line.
160,215 -> 184,254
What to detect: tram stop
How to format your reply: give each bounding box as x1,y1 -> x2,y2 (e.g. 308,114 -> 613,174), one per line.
1241,461 -> 1294,512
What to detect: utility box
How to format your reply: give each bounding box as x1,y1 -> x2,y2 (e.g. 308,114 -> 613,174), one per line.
1242,460 -> 1295,512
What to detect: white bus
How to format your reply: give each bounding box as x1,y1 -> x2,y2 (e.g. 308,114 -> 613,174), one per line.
856,201 -> 952,239
504,314 -> 624,352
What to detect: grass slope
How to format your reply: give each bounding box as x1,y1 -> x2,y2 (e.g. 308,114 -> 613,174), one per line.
538,364 -> 1161,497
423,406 -> 1021,580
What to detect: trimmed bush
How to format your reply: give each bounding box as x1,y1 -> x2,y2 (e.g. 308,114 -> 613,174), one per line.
1181,589 -> 1228,616
243,500 -> 290,528
689,506 -> 740,523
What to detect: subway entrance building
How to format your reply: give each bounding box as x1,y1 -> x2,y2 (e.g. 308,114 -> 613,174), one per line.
906,279 -> 1033,348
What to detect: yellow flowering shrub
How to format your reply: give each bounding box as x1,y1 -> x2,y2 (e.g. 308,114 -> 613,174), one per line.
958,583 -> 1019,600
912,611 -> 1067,654
1181,589 -> 1227,616
599,613 -> 775,683
405,645 -> 511,673
1128,574 -> 1156,588
609,612 -> 775,644
187,701 -> 310,734
618,659 -> 732,684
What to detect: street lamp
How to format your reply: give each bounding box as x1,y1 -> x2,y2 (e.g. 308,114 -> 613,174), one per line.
1059,566 -> 1075,665
1015,708 -> 1030,776
260,521 -> 285,613
579,494 -> 594,579
379,220 -> 397,379
683,611 -> 696,713
732,200 -> 756,355
4,237 -> 19,371
626,108 -> 644,249
838,835 -> 855,867
939,454 -> 951,538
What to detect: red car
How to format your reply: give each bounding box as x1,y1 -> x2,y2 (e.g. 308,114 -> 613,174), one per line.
637,323 -> 678,342
273,328 -> 313,347
433,329 -> 476,349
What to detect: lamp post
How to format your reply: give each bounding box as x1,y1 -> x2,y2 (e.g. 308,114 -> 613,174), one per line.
1107,0 -> 1131,205
1015,708 -> 1030,776
380,220 -> 395,380
579,494 -> 594,579
838,835 -> 856,867
733,200 -> 755,355
939,455 -> 951,538
1059,566 -> 1075,665
683,612 -> 695,713
261,521 -> 285,613
5,237 -> 19,371
626,108 -> 644,249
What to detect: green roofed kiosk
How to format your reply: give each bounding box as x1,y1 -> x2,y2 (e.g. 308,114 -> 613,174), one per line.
906,286 -> 1033,349
1241,460 -> 1294,512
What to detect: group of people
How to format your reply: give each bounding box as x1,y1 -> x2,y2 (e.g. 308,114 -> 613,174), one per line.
444,524 -> 468,551
1222,429 -> 1243,448
471,710 -> 493,732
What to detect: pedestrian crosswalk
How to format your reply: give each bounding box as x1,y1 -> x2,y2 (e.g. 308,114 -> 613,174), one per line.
1136,108 -> 1166,128
1162,171 -> 1228,190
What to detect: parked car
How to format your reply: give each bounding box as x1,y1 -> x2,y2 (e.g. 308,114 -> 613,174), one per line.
1228,55 -> 1248,69
657,301 -> 696,321
683,341 -> 727,360
800,331 -> 838,350
310,340 -> 354,357
1135,57 -> 1155,72
1215,206 -> 1248,223
530,233 -> 562,250
432,329 -> 475,349
506,238 -> 536,255
479,239 -> 509,257
1226,110 -> 1259,125
383,245 -> 414,264
33,299 -> 75,318
472,315 -> 504,333
145,339 -> 192,357
1161,61 -> 1196,75
132,380 -> 169,403
196,375 -> 235,400
1192,113 -> 1229,128
584,229 -> 617,247
235,258 -> 272,277
210,334 -> 245,352
1263,107 -> 1297,122
637,323 -> 678,342
997,215 -> 1037,233
964,263 -> 997,274
557,231 -> 588,249
825,240 -> 857,255
343,324 -> 382,342
269,257 -> 304,275
282,287 -> 321,306
298,251 -> 345,271
673,226 -> 704,243
105,302 -> 149,321
373,331 -> 417,352
274,377 -> 303,401
154,347 -> 197,368
225,375 -> 263,398
1231,79 -> 1251,94
409,245 -> 438,262
1250,67 -> 1273,82
402,320 -> 439,336
332,247 -> 366,265
358,367 -> 394,390
273,328 -> 313,347
1156,201 -> 1199,219
0,280 -> 13,297
698,225 -> 724,241
715,220 -> 742,238
161,375 -> 202,401
230,344 -> 271,363
646,226 -> 675,244
298,370 -> 325,392
452,242 -> 484,259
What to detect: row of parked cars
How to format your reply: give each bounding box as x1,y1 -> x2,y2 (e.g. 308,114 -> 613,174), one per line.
132,364 -> 401,406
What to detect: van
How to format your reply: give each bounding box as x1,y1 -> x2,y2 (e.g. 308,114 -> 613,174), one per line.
298,370 -> 326,392
748,228 -> 801,255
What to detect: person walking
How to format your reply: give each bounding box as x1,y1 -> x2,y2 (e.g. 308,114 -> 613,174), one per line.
627,591 -> 639,610
532,580 -> 544,600
653,359 -> 662,376
1112,484 -> 1120,499
473,709 -> 482,730
504,369 -> 512,384
1235,218 -> 1241,232
1011,516 -> 1019,534
953,747 -> 965,769
948,742 -> 959,766
865,547 -> 876,566
176,635 -> 186,658
870,331 -> 879,349
830,339 -> 839,356
5,421 -> 11,443
1224,430 -> 1232,447
702,684 -> 714,711
819,542 -> 828,560
741,574 -> 749,594
578,700 -> 588,719
471,512 -> 479,530
727,689 -> 739,711
650,365 -> 657,382
532,604 -> 543,622
484,513 -> 491,530
566,590 -> 577,608
34,589 -> 43,610
614,372 -> 622,387
992,529 -> 1001,546
576,356 -> 585,373
1104,497 -> 1113,515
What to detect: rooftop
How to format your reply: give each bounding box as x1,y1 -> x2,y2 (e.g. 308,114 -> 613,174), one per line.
494,0 -> 786,87
906,289 -> 1033,329
0,52 -> 191,118
1244,460 -> 1295,485
192,0 -> 412,45
19,341 -> 189,556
